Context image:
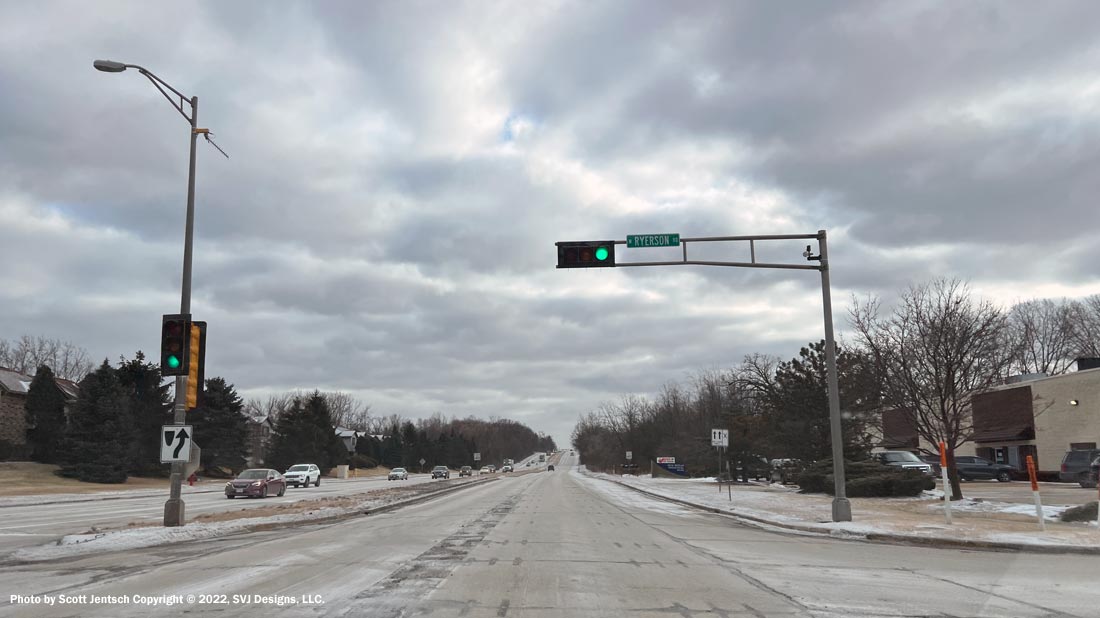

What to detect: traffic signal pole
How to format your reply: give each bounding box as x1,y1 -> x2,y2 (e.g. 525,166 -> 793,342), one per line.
164,95 -> 199,528
560,230 -> 852,522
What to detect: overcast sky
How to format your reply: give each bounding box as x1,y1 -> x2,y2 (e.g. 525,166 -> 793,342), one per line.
2,1 -> 1099,447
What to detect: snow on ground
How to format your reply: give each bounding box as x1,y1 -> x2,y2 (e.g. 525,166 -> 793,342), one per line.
13,480 -> 479,562
577,470 -> 1100,551
0,484 -> 222,508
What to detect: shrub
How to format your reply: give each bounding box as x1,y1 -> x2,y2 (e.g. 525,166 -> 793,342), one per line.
797,459 -> 934,497
1061,502 -> 1098,523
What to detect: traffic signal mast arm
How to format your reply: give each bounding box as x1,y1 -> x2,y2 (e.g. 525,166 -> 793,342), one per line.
613,233 -> 821,270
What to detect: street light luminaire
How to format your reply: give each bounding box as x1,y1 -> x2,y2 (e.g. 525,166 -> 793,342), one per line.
93,59 -> 128,73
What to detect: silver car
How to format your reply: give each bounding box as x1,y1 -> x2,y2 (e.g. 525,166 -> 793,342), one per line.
388,467 -> 409,481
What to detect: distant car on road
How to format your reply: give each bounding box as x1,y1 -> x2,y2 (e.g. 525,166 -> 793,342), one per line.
872,451 -> 934,475
479,466 -> 492,475
1060,449 -> 1100,486
487,465 -> 497,473
284,463 -> 321,488
459,466 -> 473,477
388,467 -> 409,481
501,465 -> 513,473
954,456 -> 1014,482
547,464 -> 555,471
432,466 -> 450,479
226,469 -> 285,499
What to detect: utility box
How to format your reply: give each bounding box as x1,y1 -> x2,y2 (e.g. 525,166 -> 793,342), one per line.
335,464 -> 349,479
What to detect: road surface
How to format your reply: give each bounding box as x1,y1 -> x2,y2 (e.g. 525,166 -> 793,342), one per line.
0,454 -> 1094,617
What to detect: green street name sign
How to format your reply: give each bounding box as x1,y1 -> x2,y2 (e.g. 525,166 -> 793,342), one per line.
626,233 -> 680,248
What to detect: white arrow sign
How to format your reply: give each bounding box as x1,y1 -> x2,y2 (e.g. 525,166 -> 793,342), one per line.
161,425 -> 194,463
473,452 -> 481,461
711,429 -> 729,447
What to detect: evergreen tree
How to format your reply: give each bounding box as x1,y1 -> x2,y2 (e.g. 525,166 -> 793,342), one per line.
266,392 -> 347,472
190,377 -> 249,475
116,352 -> 172,476
24,365 -> 66,463
59,360 -> 131,483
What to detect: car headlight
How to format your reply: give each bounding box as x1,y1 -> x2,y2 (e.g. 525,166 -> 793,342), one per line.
251,481 -> 263,486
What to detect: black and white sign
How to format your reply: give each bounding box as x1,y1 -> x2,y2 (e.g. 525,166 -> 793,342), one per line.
160,425 -> 193,463
626,451 -> 633,460
711,429 -> 729,447
419,458 -> 426,466
473,452 -> 481,461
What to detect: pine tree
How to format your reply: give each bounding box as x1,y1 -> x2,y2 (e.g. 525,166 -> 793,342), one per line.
266,398 -> 306,472
266,393 -> 347,472
190,377 -> 249,475
59,360 -> 131,483
24,365 -> 67,463
116,352 -> 172,476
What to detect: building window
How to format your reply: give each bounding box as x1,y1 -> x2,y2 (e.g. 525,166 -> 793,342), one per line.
1070,442 -> 1098,450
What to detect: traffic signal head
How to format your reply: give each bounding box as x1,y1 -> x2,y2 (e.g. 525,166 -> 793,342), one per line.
161,314 -> 191,376
556,240 -> 616,268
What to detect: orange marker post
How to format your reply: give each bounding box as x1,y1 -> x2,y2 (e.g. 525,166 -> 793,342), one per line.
1026,455 -> 1045,531
939,442 -> 952,525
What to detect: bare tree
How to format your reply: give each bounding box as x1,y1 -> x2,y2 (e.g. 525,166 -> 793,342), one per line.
1006,299 -> 1076,376
0,335 -> 93,381
850,278 -> 1011,500
1069,294 -> 1100,359
323,391 -> 371,429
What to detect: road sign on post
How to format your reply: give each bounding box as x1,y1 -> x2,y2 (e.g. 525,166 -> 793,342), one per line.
160,425 -> 193,463
626,233 -> 680,248
711,429 -> 729,447
473,452 -> 481,461
626,451 -> 632,460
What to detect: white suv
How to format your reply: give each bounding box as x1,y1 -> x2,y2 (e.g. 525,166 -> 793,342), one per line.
285,464 -> 321,487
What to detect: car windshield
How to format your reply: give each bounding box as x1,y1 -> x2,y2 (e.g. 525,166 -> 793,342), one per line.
288,465 -> 309,472
237,470 -> 267,480
882,452 -> 921,463
392,468 -> 406,473
433,466 -> 446,471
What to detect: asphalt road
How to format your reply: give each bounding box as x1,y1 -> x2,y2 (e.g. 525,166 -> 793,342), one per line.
0,474 -> 438,558
0,455 -> 1094,617
937,478 -> 1098,505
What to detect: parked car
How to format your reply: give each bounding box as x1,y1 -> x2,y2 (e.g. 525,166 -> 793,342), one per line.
547,464 -> 555,471
954,456 -> 1014,482
872,451 -> 934,475
1086,456 -> 1100,489
432,466 -> 450,479
284,463 -> 321,488
769,459 -> 803,484
918,455 -> 942,476
479,466 -> 492,475
225,469 -> 285,499
388,467 -> 409,481
501,465 -> 513,473
459,466 -> 473,477
1060,449 -> 1100,486
733,455 -> 771,481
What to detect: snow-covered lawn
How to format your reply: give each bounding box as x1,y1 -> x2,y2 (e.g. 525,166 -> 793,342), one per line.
576,469 -> 1100,552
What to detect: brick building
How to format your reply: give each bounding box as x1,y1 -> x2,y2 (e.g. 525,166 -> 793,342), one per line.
0,367 -> 79,460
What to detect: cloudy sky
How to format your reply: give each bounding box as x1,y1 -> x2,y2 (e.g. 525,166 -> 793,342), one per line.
2,1 -> 1099,446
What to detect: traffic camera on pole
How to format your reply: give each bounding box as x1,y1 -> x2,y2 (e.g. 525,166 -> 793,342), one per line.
556,240 -> 616,268
161,314 -> 191,376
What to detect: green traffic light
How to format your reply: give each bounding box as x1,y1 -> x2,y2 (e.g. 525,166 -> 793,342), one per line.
595,246 -> 609,261
167,355 -> 181,369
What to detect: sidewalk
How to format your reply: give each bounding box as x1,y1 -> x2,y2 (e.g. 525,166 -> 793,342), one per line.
581,470 -> 1100,554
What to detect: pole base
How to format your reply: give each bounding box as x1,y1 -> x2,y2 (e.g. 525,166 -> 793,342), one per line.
831,497 -> 852,522
164,498 -> 186,527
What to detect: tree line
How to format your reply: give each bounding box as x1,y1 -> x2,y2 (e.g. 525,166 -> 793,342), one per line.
572,279 -> 1100,500
17,351 -> 555,483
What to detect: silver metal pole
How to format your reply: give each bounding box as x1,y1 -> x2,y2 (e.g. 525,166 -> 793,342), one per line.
164,96 -> 199,527
819,230 -> 851,522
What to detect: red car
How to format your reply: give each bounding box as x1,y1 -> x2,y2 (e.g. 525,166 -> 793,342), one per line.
226,468 -> 286,499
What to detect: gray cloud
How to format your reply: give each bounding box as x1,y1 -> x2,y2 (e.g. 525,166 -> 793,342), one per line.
2,1 -> 1098,447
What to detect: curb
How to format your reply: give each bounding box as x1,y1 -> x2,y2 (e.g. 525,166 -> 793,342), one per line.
592,474 -> 1100,556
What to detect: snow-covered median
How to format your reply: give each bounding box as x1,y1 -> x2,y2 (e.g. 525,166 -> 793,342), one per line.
13,478 -> 490,562
575,468 -> 1100,553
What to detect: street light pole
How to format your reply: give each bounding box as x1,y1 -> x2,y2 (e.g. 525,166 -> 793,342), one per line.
164,95 -> 198,527
94,60 -> 221,527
